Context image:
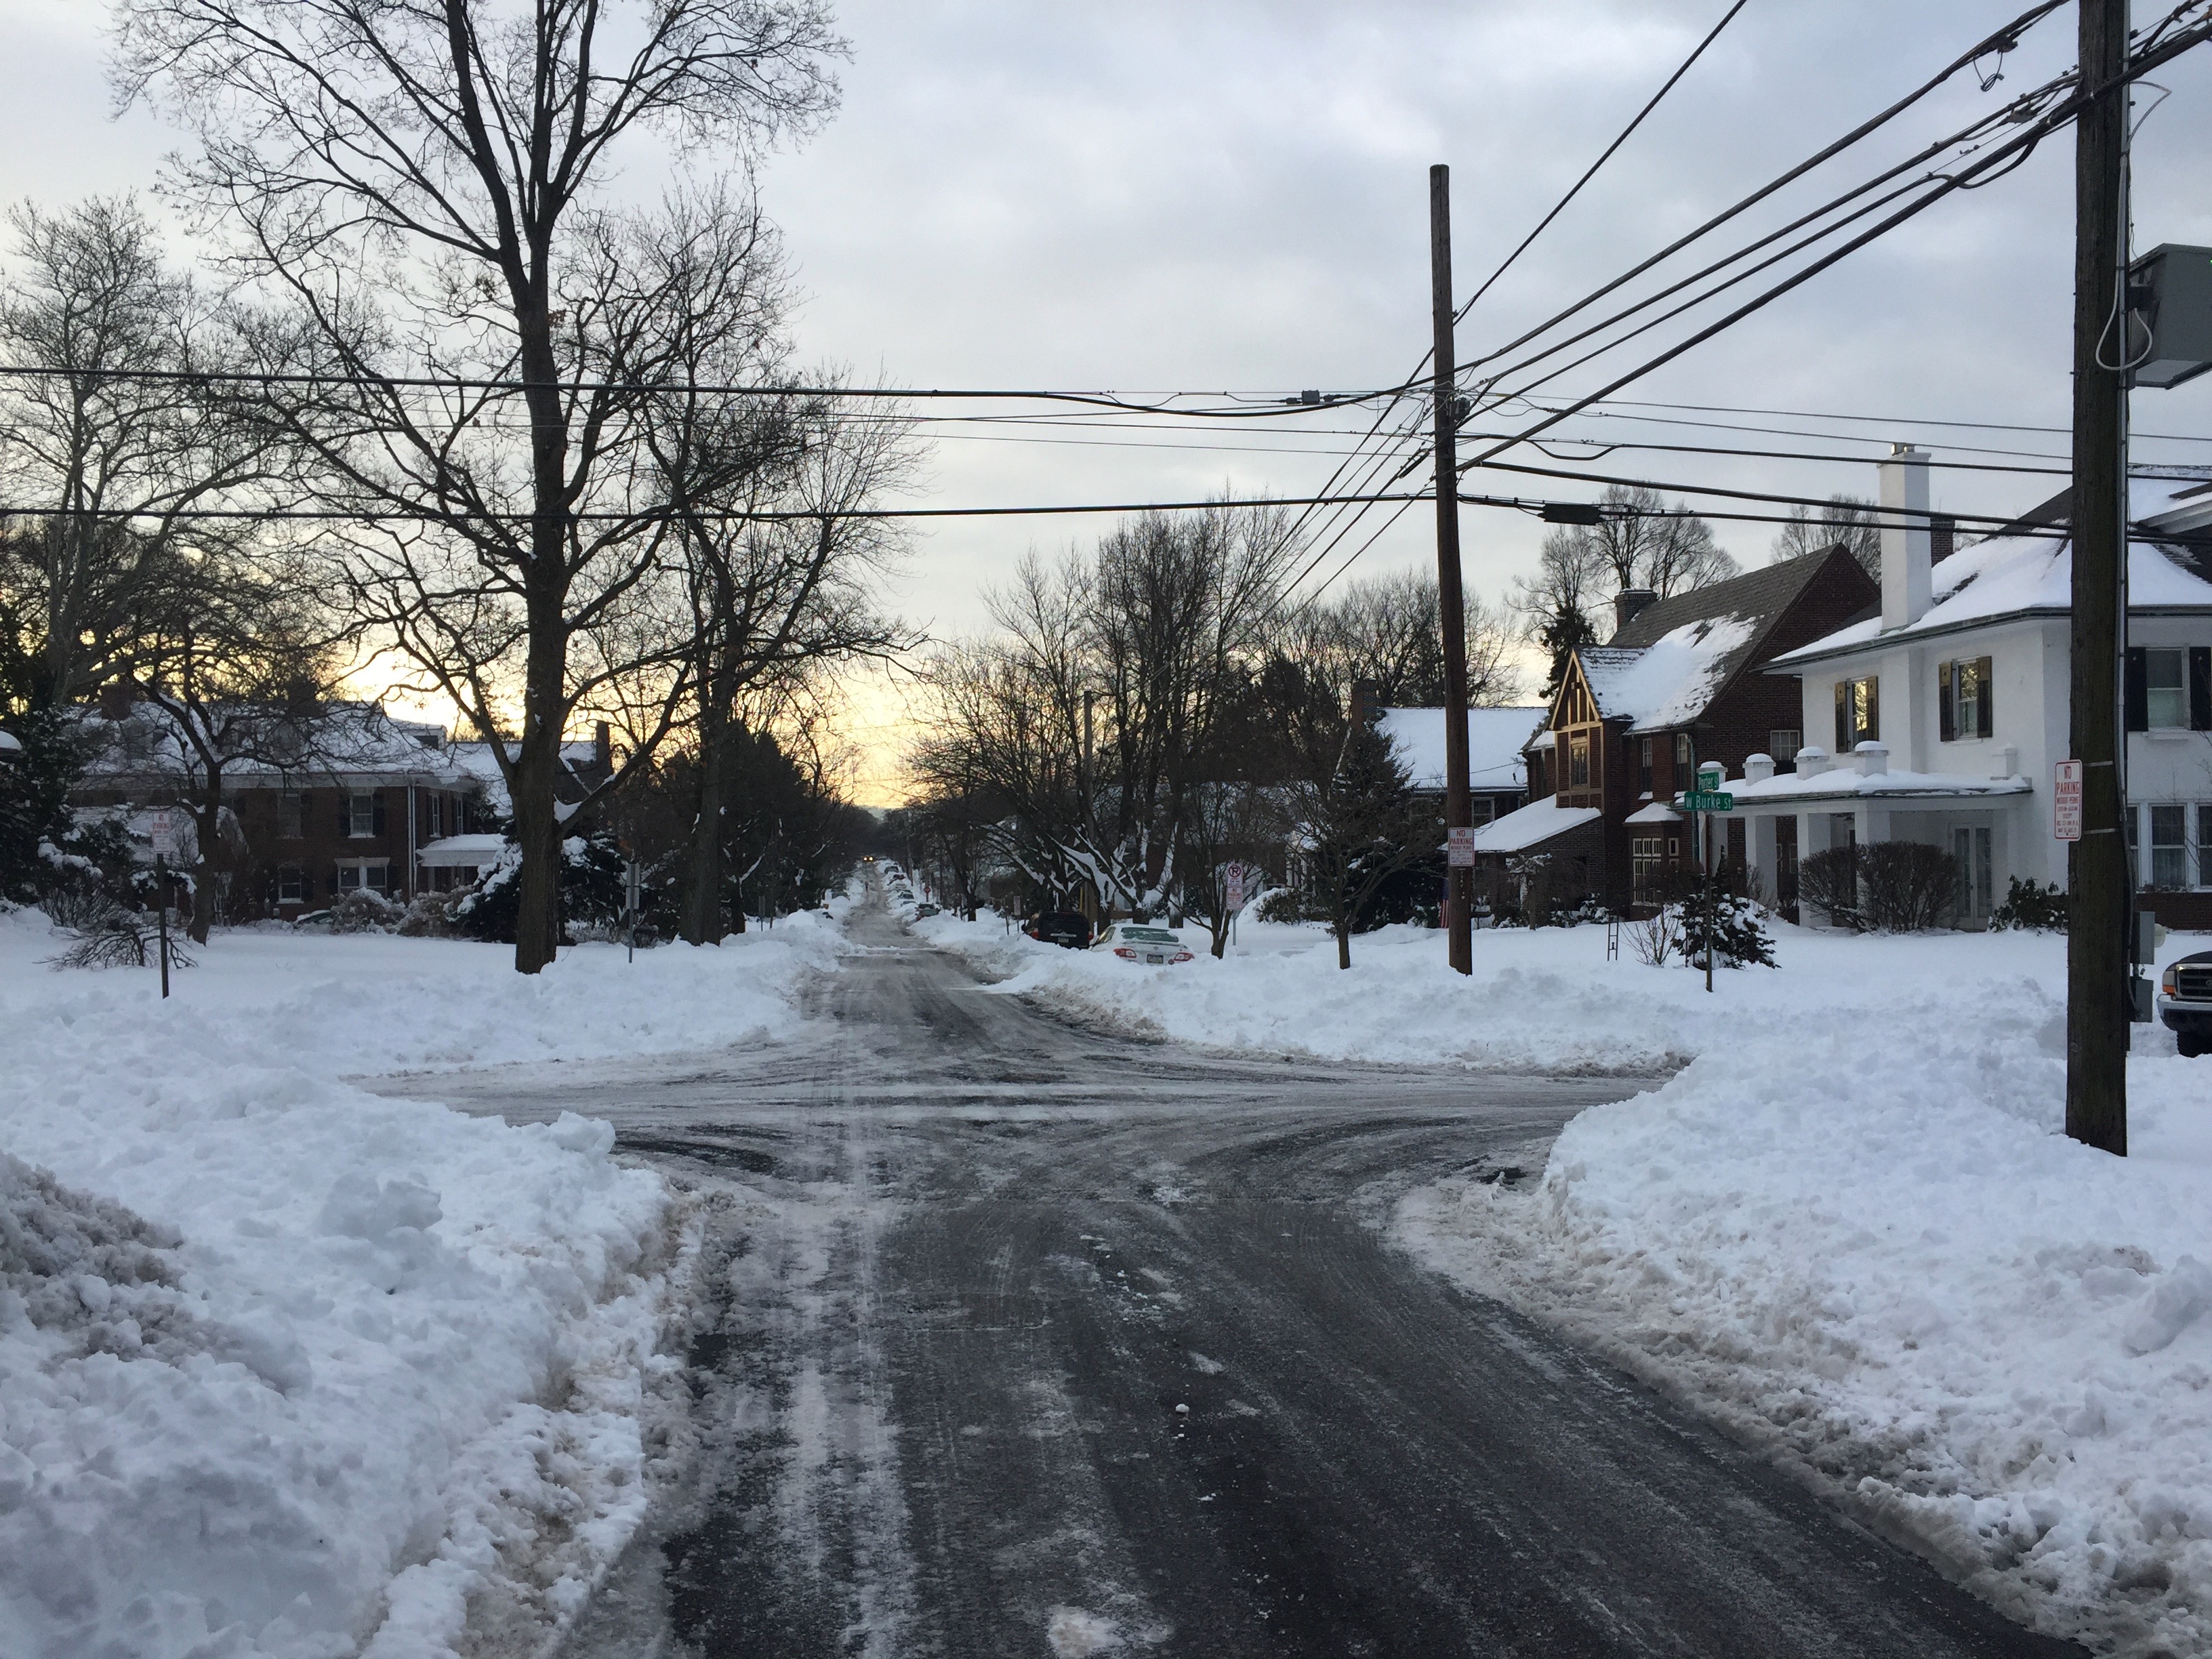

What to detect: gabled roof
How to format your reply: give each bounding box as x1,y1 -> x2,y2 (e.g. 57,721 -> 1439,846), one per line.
72,699 -> 467,785
1549,547 -> 1871,735
1375,705 -> 1546,793
1773,473 -> 2212,670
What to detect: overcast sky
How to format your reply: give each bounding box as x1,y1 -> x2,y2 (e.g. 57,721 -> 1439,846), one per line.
8,0 -> 2212,800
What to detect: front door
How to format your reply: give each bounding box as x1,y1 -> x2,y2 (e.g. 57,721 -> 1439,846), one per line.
1953,825 -> 1993,920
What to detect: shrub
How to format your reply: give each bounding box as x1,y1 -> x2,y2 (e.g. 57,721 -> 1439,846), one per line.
1681,889 -> 1778,968
1629,905 -> 1681,966
1992,876 -> 2068,933
395,889 -> 464,938
1797,841 -> 1959,933
47,905 -> 196,970
325,888 -> 401,933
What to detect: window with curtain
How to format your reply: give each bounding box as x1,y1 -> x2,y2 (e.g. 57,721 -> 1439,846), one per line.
2147,649 -> 2188,729
1569,735 -> 1590,789
1637,736 -> 1653,796
1939,657 -> 1994,741
2152,803 -> 2188,888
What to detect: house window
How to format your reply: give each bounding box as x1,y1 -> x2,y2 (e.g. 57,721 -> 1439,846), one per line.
2200,803 -> 2212,886
1835,676 -> 1879,750
2147,649 -> 2188,730
1632,837 -> 1664,906
278,863 -> 304,903
1940,657 -> 1994,741
347,790 -> 378,838
1673,733 -> 1694,777
336,859 -> 390,894
1569,735 -> 1590,789
2151,803 -> 2188,889
279,791 -> 305,839
1637,737 -> 1654,796
1769,730 -> 1801,766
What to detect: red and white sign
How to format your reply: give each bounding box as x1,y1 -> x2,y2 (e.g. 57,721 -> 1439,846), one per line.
1223,863 -> 1246,909
148,810 -> 181,859
1447,825 -> 1477,868
2054,759 -> 2085,842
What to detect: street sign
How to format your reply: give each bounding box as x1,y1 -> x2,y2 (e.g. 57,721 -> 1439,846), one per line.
1447,825 -> 1477,867
1223,862 -> 1246,909
1681,791 -> 1734,812
2055,758 -> 2084,841
148,810 -> 181,859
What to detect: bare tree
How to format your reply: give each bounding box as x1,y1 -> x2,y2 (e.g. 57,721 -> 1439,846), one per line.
1511,529 -> 1607,699
1295,569 -> 1521,710
117,0 -> 846,973
1571,485 -> 1737,598
0,197 -> 295,710
1771,495 -> 1882,573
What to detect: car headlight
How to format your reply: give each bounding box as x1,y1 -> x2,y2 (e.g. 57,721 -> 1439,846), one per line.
2163,964 -> 2179,994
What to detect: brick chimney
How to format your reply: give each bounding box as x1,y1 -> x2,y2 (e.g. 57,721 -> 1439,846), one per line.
98,680 -> 135,721
1348,678 -> 1382,728
1613,587 -> 1658,638
1930,514 -> 1956,565
594,720 -> 613,771
1879,443 -> 1932,630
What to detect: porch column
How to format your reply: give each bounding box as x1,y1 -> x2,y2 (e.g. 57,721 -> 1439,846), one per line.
1748,812 -> 1778,906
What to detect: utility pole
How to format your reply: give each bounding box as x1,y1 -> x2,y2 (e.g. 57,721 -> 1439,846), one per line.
1431,163 -> 1473,977
2066,0 -> 2129,1155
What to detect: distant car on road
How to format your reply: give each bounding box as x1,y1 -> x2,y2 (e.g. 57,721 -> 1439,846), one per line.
1093,922 -> 1193,965
914,903 -> 940,918
2158,950 -> 2212,1056
1023,910 -> 1093,949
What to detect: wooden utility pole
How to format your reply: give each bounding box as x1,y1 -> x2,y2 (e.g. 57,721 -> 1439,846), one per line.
1431,163 -> 1474,976
2066,0 -> 2130,1155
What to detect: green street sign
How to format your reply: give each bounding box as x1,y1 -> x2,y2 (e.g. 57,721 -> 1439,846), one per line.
1681,791 -> 1734,811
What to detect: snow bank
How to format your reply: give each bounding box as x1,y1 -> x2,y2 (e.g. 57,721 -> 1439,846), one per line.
0,905 -> 842,1075
1396,970 -> 2212,1656
0,905 -> 840,1656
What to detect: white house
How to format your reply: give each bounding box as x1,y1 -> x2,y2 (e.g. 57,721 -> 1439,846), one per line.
1713,449 -> 2212,926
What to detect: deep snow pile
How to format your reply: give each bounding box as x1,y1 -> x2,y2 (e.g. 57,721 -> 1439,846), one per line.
0,905 -> 842,1657
1394,973 -> 2212,1656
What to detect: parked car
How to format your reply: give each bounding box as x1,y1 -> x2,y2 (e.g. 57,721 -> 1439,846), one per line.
1023,910 -> 1093,949
2158,950 -> 2212,1056
1093,922 -> 1193,965
914,903 -> 940,918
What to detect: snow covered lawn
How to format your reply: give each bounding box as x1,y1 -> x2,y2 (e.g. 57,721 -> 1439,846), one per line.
0,907 -> 841,1657
918,906 -> 2212,1653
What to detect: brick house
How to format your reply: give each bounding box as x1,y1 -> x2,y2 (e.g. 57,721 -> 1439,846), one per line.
70,697 -> 615,922
1471,543 -> 1881,916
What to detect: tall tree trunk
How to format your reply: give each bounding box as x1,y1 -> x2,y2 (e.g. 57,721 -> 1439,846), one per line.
1334,916 -> 1352,970
188,773 -> 221,945
511,578 -> 568,972
684,686 -> 729,945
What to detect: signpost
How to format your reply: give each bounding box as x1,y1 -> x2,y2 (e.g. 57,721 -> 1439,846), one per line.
1222,862 -> 1245,949
2054,758 -> 2085,842
1689,765 -> 1733,994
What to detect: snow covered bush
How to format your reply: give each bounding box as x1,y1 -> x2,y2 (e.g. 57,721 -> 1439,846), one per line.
1679,890 -> 1776,969
46,905 -> 194,971
1993,876 -> 2069,933
326,888 -> 401,933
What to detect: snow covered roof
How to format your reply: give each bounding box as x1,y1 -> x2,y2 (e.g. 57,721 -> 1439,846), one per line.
73,699 -> 468,787
1578,616 -> 1757,733
1625,800 -> 1682,825
1713,764 -> 2032,807
0,729 -> 20,756
1376,705 -> 1546,794
417,832 -> 508,867
1774,474 -> 2212,669
1466,794 -> 1601,854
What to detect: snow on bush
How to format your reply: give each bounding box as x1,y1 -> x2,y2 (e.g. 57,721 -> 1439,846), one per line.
1397,980 -> 2212,1656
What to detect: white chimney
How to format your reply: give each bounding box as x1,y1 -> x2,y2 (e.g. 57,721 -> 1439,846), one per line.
1854,739 -> 1889,777
1879,443 -> 1932,631
1744,753 -> 1775,784
1795,744 -> 1830,777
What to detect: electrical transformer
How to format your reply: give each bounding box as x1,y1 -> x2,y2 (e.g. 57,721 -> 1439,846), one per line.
2128,243 -> 2212,390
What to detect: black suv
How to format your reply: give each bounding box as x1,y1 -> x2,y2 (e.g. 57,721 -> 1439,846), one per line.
1025,910 -> 1093,949
2158,950 -> 2212,1056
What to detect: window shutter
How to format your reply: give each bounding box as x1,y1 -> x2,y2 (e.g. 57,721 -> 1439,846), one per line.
1863,678 -> 1879,743
372,793 -> 386,837
1834,680 -> 1849,751
339,794 -> 350,836
1938,661 -> 1954,742
2125,647 -> 2150,733
2192,647 -> 2212,731
1976,656 -> 1994,739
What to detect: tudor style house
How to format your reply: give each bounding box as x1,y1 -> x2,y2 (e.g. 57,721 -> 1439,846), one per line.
1466,541 -> 1881,914
1715,457 -> 2212,928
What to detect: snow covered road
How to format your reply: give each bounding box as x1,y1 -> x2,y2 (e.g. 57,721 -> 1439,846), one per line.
375,897 -> 2082,1658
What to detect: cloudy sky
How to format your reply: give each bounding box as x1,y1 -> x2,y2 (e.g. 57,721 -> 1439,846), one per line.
8,0 -> 2212,800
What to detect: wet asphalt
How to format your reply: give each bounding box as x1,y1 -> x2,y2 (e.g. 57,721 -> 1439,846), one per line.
374,894 -> 2083,1659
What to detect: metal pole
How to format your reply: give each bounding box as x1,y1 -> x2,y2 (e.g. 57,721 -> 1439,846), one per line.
1431,163 -> 1474,977
1704,811 -> 1715,994
2066,0 -> 2129,1155
155,852 -> 171,999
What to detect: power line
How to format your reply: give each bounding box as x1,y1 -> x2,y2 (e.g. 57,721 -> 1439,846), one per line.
1523,392 -> 2212,445
1454,0 -> 1749,323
